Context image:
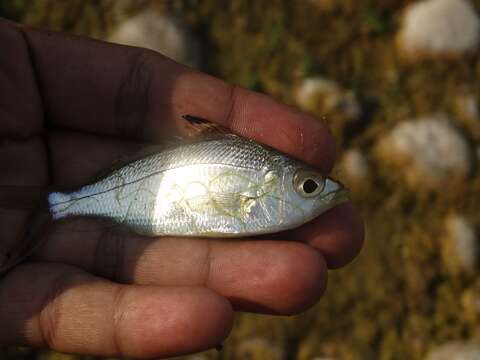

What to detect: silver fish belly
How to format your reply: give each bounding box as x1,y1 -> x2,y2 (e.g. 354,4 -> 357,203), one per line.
48,136 -> 348,237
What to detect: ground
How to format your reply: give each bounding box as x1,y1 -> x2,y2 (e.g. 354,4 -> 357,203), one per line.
1,1 -> 480,359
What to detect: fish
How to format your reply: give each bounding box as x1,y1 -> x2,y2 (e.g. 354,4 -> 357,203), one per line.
47,116 -> 349,237
0,116 -> 348,277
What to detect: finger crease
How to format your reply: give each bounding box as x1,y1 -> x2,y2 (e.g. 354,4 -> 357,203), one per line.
224,84 -> 241,130
15,26 -> 46,137
17,26 -> 53,184
114,49 -> 153,139
202,241 -> 213,288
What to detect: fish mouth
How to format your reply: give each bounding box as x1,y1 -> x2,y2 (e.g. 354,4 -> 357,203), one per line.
319,187 -> 350,207
331,188 -> 350,206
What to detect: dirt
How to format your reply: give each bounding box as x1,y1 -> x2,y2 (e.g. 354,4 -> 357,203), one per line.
2,1 -> 480,359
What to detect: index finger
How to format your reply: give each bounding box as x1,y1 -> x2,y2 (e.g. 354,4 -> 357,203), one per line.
17,22 -> 336,171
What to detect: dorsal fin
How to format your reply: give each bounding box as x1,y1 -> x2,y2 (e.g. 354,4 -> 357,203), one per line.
181,114 -> 238,141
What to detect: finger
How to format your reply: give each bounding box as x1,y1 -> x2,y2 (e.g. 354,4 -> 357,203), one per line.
36,224 -> 327,315
0,137 -> 48,269
0,19 -> 43,139
18,23 -> 335,170
0,19 -> 48,266
290,202 -> 365,269
0,262 -> 233,358
47,130 -> 140,188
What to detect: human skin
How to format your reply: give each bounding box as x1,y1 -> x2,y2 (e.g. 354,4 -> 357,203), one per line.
0,18 -> 364,359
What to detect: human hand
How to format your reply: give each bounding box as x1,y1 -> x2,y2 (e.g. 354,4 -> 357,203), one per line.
0,19 -> 364,359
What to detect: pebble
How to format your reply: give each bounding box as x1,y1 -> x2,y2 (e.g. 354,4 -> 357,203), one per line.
339,149 -> 371,193
426,341 -> 480,360
442,214 -> 478,275
376,115 -> 470,189
397,0 -> 480,59
295,77 -> 361,120
340,149 -> 370,181
107,10 -> 201,67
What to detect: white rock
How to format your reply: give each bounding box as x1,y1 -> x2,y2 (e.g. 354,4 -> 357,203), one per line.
443,214 -> 478,274
107,11 -> 201,68
399,0 -> 480,58
377,115 -> 470,188
296,77 -> 338,111
295,77 -> 361,119
340,149 -> 370,183
426,341 -> 480,360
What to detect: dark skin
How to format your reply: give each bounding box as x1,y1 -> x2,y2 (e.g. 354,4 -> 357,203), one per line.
0,19 -> 364,359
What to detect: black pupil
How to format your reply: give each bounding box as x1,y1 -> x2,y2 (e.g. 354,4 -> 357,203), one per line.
303,179 -> 318,194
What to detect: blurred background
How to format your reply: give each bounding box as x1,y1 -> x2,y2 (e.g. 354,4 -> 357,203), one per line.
2,0 -> 480,359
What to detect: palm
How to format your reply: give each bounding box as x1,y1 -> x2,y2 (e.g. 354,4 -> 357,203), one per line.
0,19 -> 363,359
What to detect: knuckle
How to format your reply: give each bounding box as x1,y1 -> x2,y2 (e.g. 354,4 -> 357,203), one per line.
111,285 -> 128,355
38,272 -> 71,349
201,240 -> 213,287
224,84 -> 241,129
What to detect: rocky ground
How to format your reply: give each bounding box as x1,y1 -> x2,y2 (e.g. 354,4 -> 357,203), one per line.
2,0 -> 480,359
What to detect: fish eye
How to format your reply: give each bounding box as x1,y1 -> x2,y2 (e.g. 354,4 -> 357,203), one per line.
293,170 -> 325,198
302,179 -> 319,194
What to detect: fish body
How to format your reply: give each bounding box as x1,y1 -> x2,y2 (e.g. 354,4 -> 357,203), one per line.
48,135 -> 348,237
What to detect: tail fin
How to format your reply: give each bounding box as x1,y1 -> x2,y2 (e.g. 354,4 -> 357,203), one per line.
47,191 -> 74,220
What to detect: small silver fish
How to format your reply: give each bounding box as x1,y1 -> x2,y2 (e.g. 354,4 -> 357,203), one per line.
47,120 -> 348,238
